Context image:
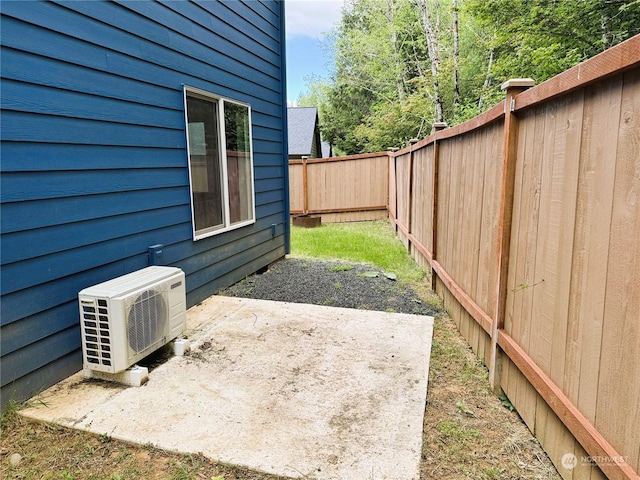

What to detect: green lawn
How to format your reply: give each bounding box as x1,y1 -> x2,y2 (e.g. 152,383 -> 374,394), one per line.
290,220 -> 425,284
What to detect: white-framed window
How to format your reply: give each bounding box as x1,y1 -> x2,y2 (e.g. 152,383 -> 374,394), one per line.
183,86 -> 256,240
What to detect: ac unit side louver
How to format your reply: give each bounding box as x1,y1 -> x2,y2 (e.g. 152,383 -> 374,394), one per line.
78,266 -> 186,374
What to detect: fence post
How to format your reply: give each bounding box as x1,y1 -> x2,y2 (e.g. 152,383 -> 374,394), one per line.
489,78 -> 535,393
302,156 -> 309,215
431,122 -> 447,290
388,147 -> 399,231
407,139 -> 419,248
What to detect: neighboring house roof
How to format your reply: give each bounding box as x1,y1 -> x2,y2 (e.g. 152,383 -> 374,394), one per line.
287,107 -> 322,158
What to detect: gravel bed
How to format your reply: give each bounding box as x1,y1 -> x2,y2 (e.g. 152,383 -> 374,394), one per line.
220,257 -> 442,317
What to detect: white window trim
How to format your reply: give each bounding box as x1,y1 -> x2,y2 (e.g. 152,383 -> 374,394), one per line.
183,85 -> 256,241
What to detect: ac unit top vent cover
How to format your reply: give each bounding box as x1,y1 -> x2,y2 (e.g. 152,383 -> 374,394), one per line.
79,266 -> 182,299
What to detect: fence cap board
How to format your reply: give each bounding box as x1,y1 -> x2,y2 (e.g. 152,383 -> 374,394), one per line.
289,151 -> 390,165
501,78 -> 535,90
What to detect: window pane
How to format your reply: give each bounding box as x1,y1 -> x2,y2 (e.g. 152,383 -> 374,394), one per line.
186,95 -> 224,233
224,101 -> 253,225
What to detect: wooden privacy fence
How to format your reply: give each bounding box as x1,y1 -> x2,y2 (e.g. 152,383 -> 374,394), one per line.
286,37 -> 639,478
288,152 -> 389,223
389,36 -> 639,480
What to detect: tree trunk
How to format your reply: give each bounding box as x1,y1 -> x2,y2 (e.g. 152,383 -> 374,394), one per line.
478,47 -> 494,111
414,0 -> 444,122
453,0 -> 460,109
387,0 -> 405,102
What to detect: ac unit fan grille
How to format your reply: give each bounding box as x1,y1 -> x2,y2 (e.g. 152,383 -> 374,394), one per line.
127,288 -> 168,354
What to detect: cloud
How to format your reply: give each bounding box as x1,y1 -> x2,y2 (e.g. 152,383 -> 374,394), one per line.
285,0 -> 344,39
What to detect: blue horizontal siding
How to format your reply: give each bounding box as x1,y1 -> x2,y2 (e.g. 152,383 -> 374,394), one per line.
188,243 -> 286,310
253,142 -> 289,156
256,189 -> 286,206
1,188 -> 188,233
1,0 -> 288,408
1,262 -> 143,327
255,178 -> 286,194
211,1 -> 279,41
0,48 -> 179,110
1,47 -> 287,129
1,79 -> 182,128
155,1 -> 279,62
1,352 -> 82,410
2,205 -> 192,264
1,326 -> 80,388
1,21 -> 283,114
2,302 -> 81,355
0,144 -> 187,172
0,214 -> 287,326
186,237 -> 287,299
1,4 -> 282,103
1,168 -> 189,202
0,112 -> 185,148
106,1 -> 281,71
1,222 -> 191,295
254,165 -> 285,181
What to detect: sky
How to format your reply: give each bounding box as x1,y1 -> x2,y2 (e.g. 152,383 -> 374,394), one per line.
285,0 -> 345,105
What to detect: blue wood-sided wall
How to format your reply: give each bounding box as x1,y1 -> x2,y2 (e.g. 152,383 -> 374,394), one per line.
0,0 -> 290,407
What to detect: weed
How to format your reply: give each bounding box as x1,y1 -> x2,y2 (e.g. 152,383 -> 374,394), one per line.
334,282 -> 342,289
328,264 -> 353,272
435,419 -> 480,442
84,443 -> 95,456
170,465 -> 192,480
461,358 -> 489,385
358,271 -> 380,278
1,399 -> 21,432
498,394 -> 515,411
456,401 -> 475,417
484,466 -> 505,478
512,279 -> 544,293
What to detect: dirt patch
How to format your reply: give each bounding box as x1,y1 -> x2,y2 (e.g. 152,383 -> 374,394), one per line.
1,411 -> 289,480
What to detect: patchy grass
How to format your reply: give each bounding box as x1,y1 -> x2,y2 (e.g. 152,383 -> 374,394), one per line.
422,316 -> 559,479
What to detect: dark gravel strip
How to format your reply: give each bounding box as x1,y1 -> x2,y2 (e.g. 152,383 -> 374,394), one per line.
220,257 -> 442,317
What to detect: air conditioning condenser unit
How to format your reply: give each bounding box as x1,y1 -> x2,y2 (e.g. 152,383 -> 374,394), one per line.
78,266 -> 186,374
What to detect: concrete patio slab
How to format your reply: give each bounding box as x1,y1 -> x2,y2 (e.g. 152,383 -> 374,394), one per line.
20,296 -> 434,480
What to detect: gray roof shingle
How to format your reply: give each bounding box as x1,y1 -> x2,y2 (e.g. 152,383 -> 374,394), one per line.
287,107 -> 319,156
